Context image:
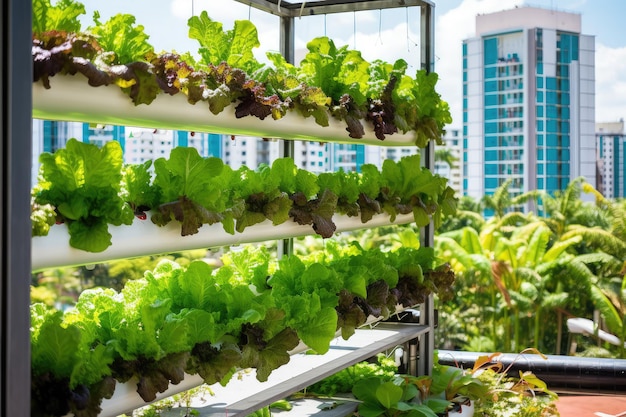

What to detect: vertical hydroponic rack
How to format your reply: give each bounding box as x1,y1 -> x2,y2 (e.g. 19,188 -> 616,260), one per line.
7,0 -> 443,416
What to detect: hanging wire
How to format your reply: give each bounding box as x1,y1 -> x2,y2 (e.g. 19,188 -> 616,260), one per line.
353,10 -> 357,49
406,7 -> 410,52
277,0 -> 282,13
299,1 -> 306,19
324,14 -> 327,37
405,7 -> 419,53
377,9 -> 383,46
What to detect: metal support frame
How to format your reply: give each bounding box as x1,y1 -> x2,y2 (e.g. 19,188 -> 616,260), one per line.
1,0 -> 33,415
417,0 -> 436,377
4,4 -> 438,416
239,0 -> 437,376
277,14 -> 295,259
236,0 -> 435,17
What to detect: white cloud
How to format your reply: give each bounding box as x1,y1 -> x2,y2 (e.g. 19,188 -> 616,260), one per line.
595,43 -> 626,122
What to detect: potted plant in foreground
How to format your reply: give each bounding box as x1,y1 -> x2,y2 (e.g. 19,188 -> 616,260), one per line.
465,349 -> 560,417
350,359 -> 486,417
347,348 -> 559,417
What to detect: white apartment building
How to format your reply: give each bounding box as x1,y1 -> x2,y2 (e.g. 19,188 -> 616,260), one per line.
435,128 -> 462,196
124,128 -> 176,164
596,120 -> 626,198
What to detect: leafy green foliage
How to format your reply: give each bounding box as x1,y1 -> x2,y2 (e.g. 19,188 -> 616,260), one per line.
151,147 -> 231,235
32,0 -> 85,35
33,139 -> 134,252
89,12 -> 153,65
352,375 -> 439,417
33,142 -> 456,253
32,10 -> 451,144
122,160 -> 157,216
300,37 -> 368,106
31,201 -> 57,237
306,353 -> 398,396
188,11 -> 262,76
31,242 -> 454,417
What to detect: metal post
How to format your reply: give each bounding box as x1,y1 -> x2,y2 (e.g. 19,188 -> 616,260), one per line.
277,14 -> 295,259
418,1 -> 436,377
1,0 -> 33,415
420,2 -> 434,73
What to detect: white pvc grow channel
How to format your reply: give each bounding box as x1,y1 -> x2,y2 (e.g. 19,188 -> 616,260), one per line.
32,212 -> 415,271
33,75 -> 420,147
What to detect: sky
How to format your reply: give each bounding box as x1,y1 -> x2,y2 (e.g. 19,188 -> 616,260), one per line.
77,0 -> 626,130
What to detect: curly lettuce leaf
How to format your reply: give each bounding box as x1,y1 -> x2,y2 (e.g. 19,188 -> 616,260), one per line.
393,70 -> 452,146
289,189 -> 338,238
31,303 -> 114,417
32,0 -> 85,35
34,139 -> 134,252
240,326 -> 300,382
268,259 -> 340,353
88,12 -> 154,65
367,75 -> 399,140
234,162 -> 297,232
152,195 -> 223,236
122,160 -> 157,216
136,352 -> 189,402
220,245 -> 273,291
318,170 -> 361,217
296,306 -> 339,354
118,61 -> 162,105
31,305 -> 83,380
152,148 -> 232,234
300,37 -> 369,106
188,340 -> 242,385
264,51 -> 332,126
188,11 -> 263,76
179,261 -> 267,338
88,11 -> 154,64
380,154 -> 451,226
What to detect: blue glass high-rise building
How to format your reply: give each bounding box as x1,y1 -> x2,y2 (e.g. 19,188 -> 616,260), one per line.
462,6 -> 596,213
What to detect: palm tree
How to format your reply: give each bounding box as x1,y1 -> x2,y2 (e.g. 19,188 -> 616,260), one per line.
435,227 -> 495,348
435,147 -> 459,170
581,182 -> 626,257
520,177 -> 610,236
437,195 -> 485,234
437,218 -> 588,352
481,179 -> 514,219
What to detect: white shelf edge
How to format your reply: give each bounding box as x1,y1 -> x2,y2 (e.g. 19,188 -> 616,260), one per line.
32,212 -> 415,271
97,322 -> 429,417
33,75 -> 418,147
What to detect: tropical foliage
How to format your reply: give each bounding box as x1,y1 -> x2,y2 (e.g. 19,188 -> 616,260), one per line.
434,178 -> 626,358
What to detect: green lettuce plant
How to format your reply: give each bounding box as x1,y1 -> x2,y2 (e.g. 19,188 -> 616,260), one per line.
31,242 -> 455,417
32,141 -> 457,253
32,0 -> 451,145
